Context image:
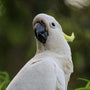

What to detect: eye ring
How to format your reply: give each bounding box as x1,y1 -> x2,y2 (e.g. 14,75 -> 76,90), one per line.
50,22 -> 56,29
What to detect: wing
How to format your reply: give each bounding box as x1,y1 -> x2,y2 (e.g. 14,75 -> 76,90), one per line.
6,57 -> 56,90
54,62 -> 65,90
6,55 -> 66,90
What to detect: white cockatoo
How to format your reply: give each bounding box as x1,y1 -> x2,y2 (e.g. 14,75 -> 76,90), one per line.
6,13 -> 75,90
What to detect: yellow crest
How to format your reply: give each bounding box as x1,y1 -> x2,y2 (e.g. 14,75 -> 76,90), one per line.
63,32 -> 75,42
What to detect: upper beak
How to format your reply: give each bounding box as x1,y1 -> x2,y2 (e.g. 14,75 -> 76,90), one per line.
34,22 -> 49,44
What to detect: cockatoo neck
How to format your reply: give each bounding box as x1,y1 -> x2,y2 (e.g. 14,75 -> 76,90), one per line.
36,36 -> 71,59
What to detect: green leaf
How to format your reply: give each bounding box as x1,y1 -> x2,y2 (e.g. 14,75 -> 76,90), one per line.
0,71 -> 10,90
78,78 -> 89,82
75,78 -> 90,90
0,82 -> 5,90
86,82 -> 90,88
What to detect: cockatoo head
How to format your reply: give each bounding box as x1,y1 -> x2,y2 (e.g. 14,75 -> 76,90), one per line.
33,13 -> 74,55
33,14 -> 63,44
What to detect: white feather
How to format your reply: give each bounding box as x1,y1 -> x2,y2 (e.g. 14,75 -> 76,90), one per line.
6,14 -> 73,90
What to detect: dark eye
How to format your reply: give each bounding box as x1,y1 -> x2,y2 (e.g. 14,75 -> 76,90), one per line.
50,22 -> 56,29
51,22 -> 55,27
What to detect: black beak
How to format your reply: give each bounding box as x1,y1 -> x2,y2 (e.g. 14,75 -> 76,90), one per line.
34,22 -> 48,44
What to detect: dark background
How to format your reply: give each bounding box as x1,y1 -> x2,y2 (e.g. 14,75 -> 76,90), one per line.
0,0 -> 90,90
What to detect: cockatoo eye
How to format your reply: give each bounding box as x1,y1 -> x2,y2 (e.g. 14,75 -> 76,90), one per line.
51,22 -> 55,26
50,22 -> 56,29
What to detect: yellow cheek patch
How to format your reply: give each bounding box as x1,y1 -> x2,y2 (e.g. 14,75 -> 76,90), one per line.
63,32 -> 75,42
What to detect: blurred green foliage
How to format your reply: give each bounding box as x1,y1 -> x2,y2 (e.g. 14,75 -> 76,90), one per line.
0,0 -> 90,90
0,71 -> 10,90
75,78 -> 90,90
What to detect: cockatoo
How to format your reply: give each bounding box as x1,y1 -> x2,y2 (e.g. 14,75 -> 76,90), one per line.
6,13 -> 75,90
